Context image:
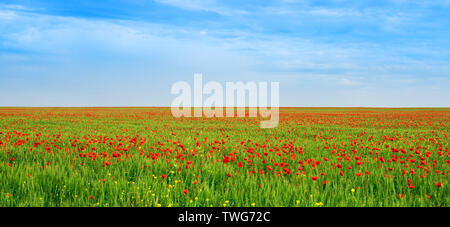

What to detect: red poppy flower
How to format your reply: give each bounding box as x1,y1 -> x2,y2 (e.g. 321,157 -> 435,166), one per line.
161,174 -> 167,179
435,182 -> 442,187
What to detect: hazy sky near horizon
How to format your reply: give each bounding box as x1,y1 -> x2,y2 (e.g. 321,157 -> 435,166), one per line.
1,0 -> 450,107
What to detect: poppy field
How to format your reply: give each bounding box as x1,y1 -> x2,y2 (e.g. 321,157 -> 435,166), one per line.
0,107 -> 448,207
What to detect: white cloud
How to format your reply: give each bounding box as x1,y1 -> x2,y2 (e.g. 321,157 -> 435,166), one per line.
339,78 -> 363,86
308,8 -> 363,17
154,0 -> 249,16
0,10 -> 17,20
3,4 -> 28,10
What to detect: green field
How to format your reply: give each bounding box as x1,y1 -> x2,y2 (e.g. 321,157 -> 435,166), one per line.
0,107 -> 448,207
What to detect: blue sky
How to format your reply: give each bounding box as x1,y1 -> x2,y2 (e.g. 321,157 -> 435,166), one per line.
1,0 -> 449,107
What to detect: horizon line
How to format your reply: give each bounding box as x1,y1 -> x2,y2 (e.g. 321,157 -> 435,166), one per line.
0,106 -> 449,109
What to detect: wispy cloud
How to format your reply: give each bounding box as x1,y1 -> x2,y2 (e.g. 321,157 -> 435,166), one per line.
339,78 -> 363,86
0,9 -> 17,20
155,0 -> 249,16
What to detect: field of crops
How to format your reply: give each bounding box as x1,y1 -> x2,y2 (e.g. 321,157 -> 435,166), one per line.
0,107 -> 448,207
